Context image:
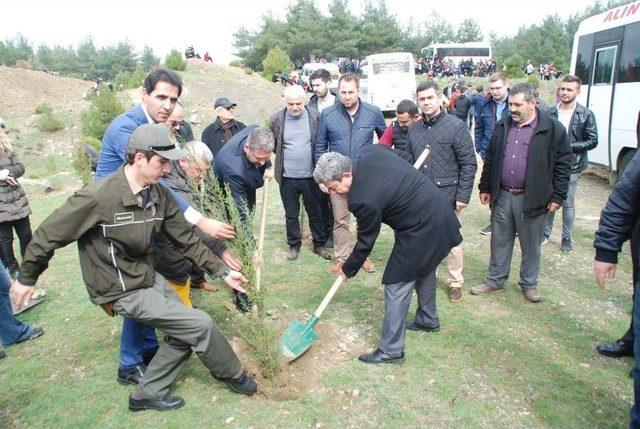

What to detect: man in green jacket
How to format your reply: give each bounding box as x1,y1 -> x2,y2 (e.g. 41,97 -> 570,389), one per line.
11,124 -> 257,411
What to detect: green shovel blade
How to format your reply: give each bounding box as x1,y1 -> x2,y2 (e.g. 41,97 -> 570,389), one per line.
280,316 -> 319,361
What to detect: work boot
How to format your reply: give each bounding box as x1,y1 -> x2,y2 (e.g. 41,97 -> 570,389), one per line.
362,258 -> 376,273
470,283 -> 505,295
214,370 -> 258,395
129,393 -> 185,412
313,246 -> 331,260
287,246 -> 300,261
522,287 -> 542,303
448,286 -> 462,302
479,224 -> 492,235
329,259 -> 345,274
561,238 -> 573,253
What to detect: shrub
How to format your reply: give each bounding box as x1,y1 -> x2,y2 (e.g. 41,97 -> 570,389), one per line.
526,74 -> 541,88
244,68 -> 254,75
261,47 -> 293,80
72,146 -> 94,185
83,135 -> 102,151
503,53 -> 526,79
37,110 -> 64,132
164,49 -> 187,71
34,103 -> 52,115
229,60 -> 244,68
81,88 -> 124,140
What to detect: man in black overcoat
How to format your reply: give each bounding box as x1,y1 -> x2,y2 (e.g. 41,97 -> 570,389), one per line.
313,145 -> 462,364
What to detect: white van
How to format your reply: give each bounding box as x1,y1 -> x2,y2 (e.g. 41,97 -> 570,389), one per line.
300,62 -> 340,91
358,52 -> 416,112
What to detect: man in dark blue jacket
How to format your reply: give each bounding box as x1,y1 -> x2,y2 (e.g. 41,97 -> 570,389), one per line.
594,150 -> 640,429
315,74 -> 386,274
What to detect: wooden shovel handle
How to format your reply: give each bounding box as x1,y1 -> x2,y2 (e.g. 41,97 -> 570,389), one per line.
313,276 -> 345,319
255,178 -> 270,293
413,147 -> 430,169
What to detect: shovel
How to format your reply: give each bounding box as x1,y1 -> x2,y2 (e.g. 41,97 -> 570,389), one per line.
280,276 -> 344,361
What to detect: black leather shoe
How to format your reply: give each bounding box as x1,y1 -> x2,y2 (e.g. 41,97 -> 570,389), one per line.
142,348 -> 158,367
313,247 -> 331,260
596,340 -> 634,358
406,321 -> 440,333
358,348 -> 404,364
214,370 -> 257,395
117,365 -> 146,386
129,394 -> 185,412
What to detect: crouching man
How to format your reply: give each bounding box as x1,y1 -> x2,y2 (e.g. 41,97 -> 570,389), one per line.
313,146 -> 462,364
11,124 -> 257,411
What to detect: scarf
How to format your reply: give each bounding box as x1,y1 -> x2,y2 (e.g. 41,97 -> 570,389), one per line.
217,118 -> 236,142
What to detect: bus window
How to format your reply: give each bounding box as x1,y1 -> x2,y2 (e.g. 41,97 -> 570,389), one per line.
593,46 -> 617,85
618,21 -> 640,83
575,34 -> 594,83
372,60 -> 410,75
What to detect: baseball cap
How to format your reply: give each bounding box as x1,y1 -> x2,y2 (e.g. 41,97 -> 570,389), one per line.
214,97 -> 237,110
128,124 -> 186,160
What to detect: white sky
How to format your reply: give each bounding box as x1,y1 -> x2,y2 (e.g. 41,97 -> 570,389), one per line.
3,0 -> 593,64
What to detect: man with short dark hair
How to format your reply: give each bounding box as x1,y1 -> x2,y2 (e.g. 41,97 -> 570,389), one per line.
378,99 -> 421,152
314,147 -> 461,364
213,125 -> 275,226
543,74 -> 598,253
270,85 -> 330,261
315,74 -> 387,274
472,83 -> 571,303
12,124 -> 257,411
406,81 -> 476,301
307,69 -> 338,113
475,73 -> 510,235
201,97 -> 247,158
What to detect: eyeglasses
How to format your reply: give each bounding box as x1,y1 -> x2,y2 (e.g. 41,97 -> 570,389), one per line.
169,121 -> 184,128
224,106 -> 235,111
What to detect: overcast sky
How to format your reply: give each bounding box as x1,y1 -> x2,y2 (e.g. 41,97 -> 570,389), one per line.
3,0 -> 593,64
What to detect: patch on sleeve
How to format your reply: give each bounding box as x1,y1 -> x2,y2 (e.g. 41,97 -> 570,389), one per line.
114,212 -> 134,224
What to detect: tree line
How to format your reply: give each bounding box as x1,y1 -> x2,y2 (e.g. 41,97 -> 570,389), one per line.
233,0 -> 630,74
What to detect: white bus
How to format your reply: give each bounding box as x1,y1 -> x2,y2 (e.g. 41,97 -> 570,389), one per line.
570,1 -> 640,181
358,52 -> 416,112
420,42 -> 492,63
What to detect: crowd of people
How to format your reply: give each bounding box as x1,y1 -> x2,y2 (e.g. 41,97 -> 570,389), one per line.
4,62 -> 640,426
415,57 -> 496,78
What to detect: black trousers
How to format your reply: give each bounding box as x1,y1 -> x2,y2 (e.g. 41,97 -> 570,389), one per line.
319,188 -> 334,244
0,216 -> 32,275
279,177 -> 326,249
621,221 -> 640,345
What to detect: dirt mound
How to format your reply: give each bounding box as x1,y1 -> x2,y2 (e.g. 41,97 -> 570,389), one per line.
230,320 -> 369,401
0,66 -> 89,116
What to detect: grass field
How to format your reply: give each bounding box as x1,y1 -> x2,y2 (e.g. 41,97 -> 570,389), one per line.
0,66 -> 636,428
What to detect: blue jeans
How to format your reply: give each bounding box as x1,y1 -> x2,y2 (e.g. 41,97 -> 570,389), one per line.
119,318 -> 158,370
632,280 -> 640,428
545,173 -> 580,240
0,260 -> 34,346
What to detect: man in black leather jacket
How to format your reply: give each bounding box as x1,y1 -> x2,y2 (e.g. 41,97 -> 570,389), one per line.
543,75 -> 598,253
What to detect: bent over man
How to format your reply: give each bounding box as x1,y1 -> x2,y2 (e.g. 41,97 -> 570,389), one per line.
314,146 -> 461,364
12,124 -> 257,412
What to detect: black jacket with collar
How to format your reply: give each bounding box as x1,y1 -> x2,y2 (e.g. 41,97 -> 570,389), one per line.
405,110 -> 477,208
547,103 -> 598,174
478,108 -> 572,218
201,119 -> 247,158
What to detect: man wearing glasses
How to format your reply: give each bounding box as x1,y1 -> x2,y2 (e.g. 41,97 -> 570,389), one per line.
166,101 -> 194,143
202,97 -> 246,158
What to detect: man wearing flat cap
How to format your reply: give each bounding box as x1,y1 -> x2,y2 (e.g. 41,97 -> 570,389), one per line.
11,123 -> 258,412
201,96 -> 247,158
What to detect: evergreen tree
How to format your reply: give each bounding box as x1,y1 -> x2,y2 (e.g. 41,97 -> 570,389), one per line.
455,18 -> 483,43
140,46 -> 160,71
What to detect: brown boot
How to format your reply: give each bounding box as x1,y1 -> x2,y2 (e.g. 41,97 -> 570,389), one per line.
448,287 -> 462,302
470,283 -> 505,295
522,287 -> 542,303
329,259 -> 345,274
362,258 -> 376,273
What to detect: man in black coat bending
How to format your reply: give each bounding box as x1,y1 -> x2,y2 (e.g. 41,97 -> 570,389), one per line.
313,146 -> 462,364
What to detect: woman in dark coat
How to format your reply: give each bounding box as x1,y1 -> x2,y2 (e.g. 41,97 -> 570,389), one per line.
0,133 -> 32,279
